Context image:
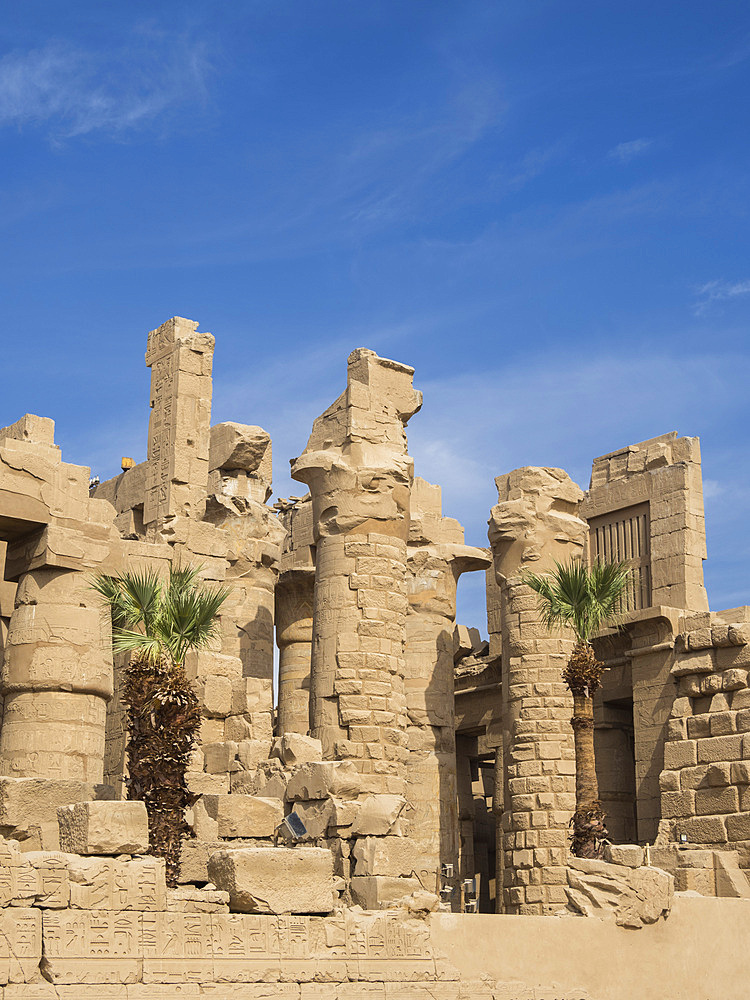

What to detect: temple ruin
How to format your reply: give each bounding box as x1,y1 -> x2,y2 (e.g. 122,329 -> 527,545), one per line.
0,316 -> 748,997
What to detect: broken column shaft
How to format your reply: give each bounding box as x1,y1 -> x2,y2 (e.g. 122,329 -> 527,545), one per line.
291,349 -> 422,796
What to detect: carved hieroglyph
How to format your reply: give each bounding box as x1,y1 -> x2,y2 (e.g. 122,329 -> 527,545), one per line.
291,349 -> 422,795
488,467 -> 587,915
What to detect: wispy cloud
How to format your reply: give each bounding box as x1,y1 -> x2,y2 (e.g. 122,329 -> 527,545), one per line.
0,31 -> 211,139
608,137 -> 654,163
693,278 -> 750,315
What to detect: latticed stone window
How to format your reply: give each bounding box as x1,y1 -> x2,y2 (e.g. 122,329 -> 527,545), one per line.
588,502 -> 651,611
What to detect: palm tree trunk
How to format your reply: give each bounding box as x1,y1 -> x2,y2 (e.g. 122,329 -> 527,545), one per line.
570,691 -> 607,858
124,655 -> 201,886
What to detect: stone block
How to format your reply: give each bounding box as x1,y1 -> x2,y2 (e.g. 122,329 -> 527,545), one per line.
25,853 -> 70,908
350,875 -> 423,910
566,858 -> 673,928
675,867 -> 716,895
236,740 -> 272,770
709,712 -> 736,737
726,813 -> 750,841
186,771 -> 230,796
662,791 -> 694,819
0,907 -> 41,982
184,651 -> 243,681
679,766 -> 709,791
286,761 -> 361,801
352,836 -> 422,877
327,797 -> 362,835
696,735 -> 744,763
687,715 -> 711,740
187,794 -> 219,839
723,668 -> 748,690
272,734 -> 324,767
681,816 -> 728,844
58,801 -> 149,855
177,839 -> 261,884
663,740 -> 697,770
0,778 -> 115,844
209,422 -> 270,473
203,742 -> 239,774
229,678 -> 267,717
232,759 -> 288,799
41,909 -> 140,983
603,844 -> 644,868
290,799 -> 335,840
201,794 -> 283,838
207,846 -> 335,913
194,675 -> 233,717
0,840 -> 41,905
351,795 -> 406,836
67,856 -> 166,910
695,786 -> 739,815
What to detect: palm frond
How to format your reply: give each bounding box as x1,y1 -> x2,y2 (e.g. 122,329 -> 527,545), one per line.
91,562 -> 228,668
523,558 -> 630,643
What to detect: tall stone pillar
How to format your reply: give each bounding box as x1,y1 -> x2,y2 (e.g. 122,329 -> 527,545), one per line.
1,567 -> 112,782
404,477 -> 490,892
203,423 -> 285,728
488,467 -> 588,915
275,497 -> 315,735
291,349 -> 422,797
144,317 -> 214,529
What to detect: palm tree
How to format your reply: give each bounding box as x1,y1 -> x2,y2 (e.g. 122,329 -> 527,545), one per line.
92,564 -> 229,884
523,558 -> 630,859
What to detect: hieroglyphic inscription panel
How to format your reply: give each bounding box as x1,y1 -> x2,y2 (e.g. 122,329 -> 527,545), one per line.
40,910 -> 437,986
143,317 -> 214,527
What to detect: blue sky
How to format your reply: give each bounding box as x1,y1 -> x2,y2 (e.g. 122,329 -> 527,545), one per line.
1,2 -> 748,628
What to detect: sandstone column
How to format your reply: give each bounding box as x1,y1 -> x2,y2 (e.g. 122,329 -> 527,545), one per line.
488,467 -> 588,915
405,477 -> 490,892
1,567 -> 112,783
0,417 -> 116,783
275,497 -> 315,735
144,317 -> 214,530
291,349 -> 422,797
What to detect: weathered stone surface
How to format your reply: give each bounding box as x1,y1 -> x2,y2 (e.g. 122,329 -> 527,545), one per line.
67,856 -> 167,910
236,740 -> 272,770
565,858 -> 673,928
177,838 -> 264,884
604,844 -> 645,868
272,734 -> 323,767
290,799 -> 335,840
350,875 -> 423,909
285,761 -> 361,801
351,795 -> 407,835
58,801 -> 149,855
352,836 -> 422,877
209,422 -> 271,474
166,885 -> 230,912
200,795 -> 283,838
207,846 -> 336,914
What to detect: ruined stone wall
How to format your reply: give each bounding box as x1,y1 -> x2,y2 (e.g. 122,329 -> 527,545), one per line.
659,610 -> 750,861
582,431 -> 708,612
